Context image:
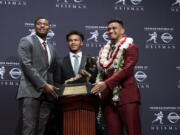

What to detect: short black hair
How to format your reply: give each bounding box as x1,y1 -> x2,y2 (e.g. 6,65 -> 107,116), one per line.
34,17 -> 50,25
107,19 -> 124,27
66,30 -> 84,41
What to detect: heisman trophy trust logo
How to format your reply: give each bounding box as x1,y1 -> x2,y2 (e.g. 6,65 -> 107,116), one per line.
87,30 -> 109,43
114,0 -> 144,11
56,0 -> 87,9
150,107 -> 180,131
85,25 -> 109,48
144,27 -> 176,50
0,62 -> 21,86
146,32 -> 173,44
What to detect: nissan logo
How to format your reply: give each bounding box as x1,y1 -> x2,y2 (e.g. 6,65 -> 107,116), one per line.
161,33 -> 173,43
135,71 -> 147,82
167,112 -> 180,124
9,68 -> 22,79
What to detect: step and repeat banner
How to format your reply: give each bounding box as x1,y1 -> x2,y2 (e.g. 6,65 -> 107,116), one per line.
0,0 -> 180,135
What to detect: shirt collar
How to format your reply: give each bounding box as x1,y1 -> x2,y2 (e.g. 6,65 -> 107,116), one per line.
69,51 -> 82,58
36,35 -> 48,45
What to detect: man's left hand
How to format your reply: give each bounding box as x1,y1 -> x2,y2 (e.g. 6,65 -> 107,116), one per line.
91,81 -> 107,94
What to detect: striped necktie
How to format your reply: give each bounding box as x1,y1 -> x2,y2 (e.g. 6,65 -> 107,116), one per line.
42,42 -> 49,66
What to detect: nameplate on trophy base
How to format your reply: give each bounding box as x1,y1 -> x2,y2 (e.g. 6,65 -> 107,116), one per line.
57,83 -> 93,97
63,85 -> 87,96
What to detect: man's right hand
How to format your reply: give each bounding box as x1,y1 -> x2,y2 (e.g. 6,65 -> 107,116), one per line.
43,84 -> 59,99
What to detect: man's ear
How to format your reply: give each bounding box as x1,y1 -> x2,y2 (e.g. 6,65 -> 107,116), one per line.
81,41 -> 84,46
121,28 -> 125,35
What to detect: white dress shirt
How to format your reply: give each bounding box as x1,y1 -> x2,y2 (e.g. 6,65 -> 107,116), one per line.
69,51 -> 82,71
36,35 -> 51,65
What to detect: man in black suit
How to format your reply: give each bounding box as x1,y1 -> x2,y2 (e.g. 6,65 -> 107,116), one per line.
17,17 -> 59,135
53,30 -> 87,135
54,30 -> 96,85
54,30 -> 100,135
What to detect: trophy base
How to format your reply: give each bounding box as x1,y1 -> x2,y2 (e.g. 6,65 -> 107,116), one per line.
57,83 -> 93,96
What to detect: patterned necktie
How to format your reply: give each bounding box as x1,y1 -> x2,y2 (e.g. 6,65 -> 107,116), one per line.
73,54 -> 79,75
109,45 -> 116,58
42,42 -> 49,66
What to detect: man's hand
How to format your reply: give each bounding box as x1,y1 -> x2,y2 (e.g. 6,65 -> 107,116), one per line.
91,81 -> 107,94
43,84 -> 59,99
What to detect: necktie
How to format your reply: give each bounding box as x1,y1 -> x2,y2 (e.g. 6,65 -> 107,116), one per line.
73,54 -> 79,75
42,42 -> 49,66
109,45 -> 116,58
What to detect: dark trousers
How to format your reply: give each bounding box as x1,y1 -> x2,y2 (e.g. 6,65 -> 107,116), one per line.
103,103 -> 142,135
19,95 -> 58,135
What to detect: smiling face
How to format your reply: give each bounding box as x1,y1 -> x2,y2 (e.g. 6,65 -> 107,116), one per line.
35,19 -> 50,39
67,34 -> 83,53
107,22 -> 125,42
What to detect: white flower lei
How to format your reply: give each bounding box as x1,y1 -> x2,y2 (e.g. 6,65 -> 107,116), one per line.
96,36 -> 133,103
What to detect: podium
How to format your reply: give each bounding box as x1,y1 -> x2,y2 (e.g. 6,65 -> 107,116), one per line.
58,84 -> 99,135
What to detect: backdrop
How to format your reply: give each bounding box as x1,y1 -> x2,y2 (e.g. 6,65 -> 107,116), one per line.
0,0 -> 180,135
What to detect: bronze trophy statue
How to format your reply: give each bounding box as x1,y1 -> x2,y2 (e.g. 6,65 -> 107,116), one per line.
64,69 -> 92,84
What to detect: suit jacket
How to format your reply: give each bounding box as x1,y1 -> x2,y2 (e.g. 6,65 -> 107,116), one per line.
17,34 -> 57,99
53,53 -> 88,87
103,44 -> 141,105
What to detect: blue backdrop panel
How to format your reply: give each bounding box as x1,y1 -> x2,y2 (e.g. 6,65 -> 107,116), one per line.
0,0 -> 180,135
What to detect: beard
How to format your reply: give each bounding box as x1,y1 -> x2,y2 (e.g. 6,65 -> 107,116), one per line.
36,32 -> 48,39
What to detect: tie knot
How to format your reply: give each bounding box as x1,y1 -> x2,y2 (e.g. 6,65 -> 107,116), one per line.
73,54 -> 79,59
111,44 -> 115,49
42,42 -> 47,46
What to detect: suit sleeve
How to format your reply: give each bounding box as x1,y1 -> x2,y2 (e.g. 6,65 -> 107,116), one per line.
104,44 -> 139,90
17,37 -> 46,89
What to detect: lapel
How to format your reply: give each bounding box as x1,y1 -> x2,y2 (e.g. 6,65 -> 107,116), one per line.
64,54 -> 74,75
79,53 -> 87,71
31,35 -> 48,67
32,35 -> 44,55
